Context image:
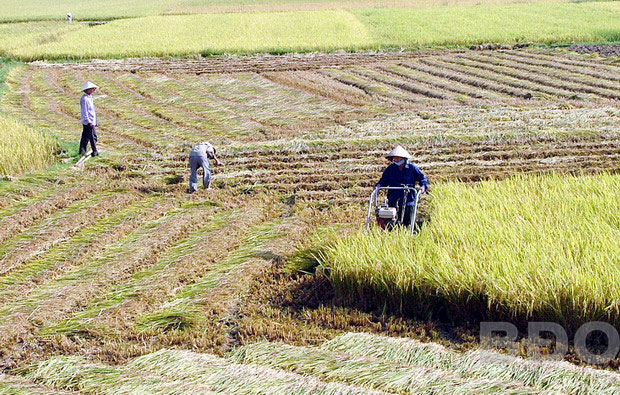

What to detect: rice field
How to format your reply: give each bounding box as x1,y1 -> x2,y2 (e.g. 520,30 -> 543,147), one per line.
0,42 -> 618,386
0,113 -> 57,177
2,2 -> 620,60
0,0 -> 571,22
317,173 -> 620,329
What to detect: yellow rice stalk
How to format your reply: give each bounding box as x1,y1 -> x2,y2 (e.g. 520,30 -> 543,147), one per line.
0,113 -> 57,177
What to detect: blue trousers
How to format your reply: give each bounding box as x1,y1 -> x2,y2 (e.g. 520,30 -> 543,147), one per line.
189,155 -> 211,192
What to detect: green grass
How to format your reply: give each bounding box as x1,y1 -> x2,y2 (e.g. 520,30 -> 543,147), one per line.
2,2 -> 619,60
354,1 -> 620,47
317,173 -> 620,330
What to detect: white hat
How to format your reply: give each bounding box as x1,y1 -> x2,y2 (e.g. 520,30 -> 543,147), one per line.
385,145 -> 412,160
82,81 -> 99,91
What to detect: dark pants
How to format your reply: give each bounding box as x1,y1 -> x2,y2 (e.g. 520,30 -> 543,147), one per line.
389,199 -> 414,228
79,124 -> 98,155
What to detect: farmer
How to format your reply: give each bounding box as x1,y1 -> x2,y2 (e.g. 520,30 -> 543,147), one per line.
80,81 -> 99,157
376,145 -> 428,227
188,141 -> 221,193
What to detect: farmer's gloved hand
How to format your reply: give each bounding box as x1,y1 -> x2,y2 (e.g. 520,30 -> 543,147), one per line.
419,186 -> 427,194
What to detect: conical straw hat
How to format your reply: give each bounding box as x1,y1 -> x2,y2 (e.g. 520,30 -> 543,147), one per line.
385,145 -> 412,159
82,81 -> 99,91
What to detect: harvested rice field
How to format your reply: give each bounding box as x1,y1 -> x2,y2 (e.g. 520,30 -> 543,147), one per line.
0,46 -> 619,390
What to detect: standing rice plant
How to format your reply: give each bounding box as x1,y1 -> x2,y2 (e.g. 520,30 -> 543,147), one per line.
230,342 -> 537,393
0,113 -> 57,177
317,173 -> 620,331
129,348 -> 382,394
323,332 -> 620,394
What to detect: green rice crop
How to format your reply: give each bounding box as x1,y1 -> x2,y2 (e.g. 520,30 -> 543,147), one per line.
230,342 -> 536,393
317,173 -> 620,330
0,113 -> 57,177
353,1 -> 620,47
0,22 -> 84,56
0,0 -> 560,22
9,11 -> 372,60
323,332 -> 620,393
4,2 -> 619,60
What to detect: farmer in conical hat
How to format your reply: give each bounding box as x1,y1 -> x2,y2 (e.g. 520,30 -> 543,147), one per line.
80,81 -> 99,157
376,145 -> 429,227
188,141 -> 222,193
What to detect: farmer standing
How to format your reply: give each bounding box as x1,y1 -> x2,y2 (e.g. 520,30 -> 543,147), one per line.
80,81 -> 99,157
376,145 -> 429,227
188,141 -> 221,193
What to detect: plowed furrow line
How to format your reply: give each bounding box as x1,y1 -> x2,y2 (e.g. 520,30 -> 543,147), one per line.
444,55 -> 584,99
0,190 -> 135,277
348,66 -> 448,100
398,61 -> 519,100
0,196 -> 158,304
377,64 -> 499,101
262,71 -> 373,107
507,51 -> 620,81
418,58 -> 539,99
0,201 -> 214,341
488,53 -> 620,98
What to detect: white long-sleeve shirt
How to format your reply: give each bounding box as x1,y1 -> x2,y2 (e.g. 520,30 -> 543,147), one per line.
190,142 -> 216,158
80,93 -> 97,126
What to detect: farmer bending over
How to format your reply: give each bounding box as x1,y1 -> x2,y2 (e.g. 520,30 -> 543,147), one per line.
188,141 -> 221,193
80,81 -> 99,157
376,145 -> 428,227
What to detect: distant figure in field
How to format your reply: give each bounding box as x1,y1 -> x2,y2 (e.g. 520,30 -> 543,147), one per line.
66,13 -> 72,23
188,141 -> 221,193
376,145 -> 428,227
80,81 -> 99,157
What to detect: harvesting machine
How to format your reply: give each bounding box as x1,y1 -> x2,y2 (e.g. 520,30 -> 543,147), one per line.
365,185 -> 420,234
